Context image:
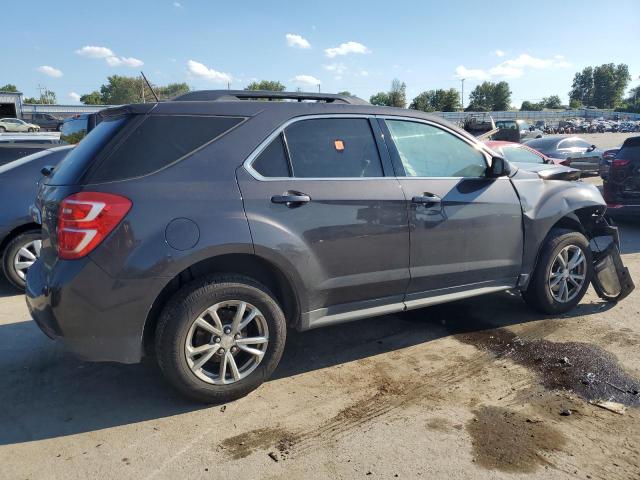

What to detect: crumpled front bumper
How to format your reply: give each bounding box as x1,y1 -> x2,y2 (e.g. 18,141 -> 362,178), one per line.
589,223 -> 635,302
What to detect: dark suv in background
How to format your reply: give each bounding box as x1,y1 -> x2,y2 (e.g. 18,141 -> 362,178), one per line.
26,91 -> 633,403
23,113 -> 64,132
603,136 -> 640,217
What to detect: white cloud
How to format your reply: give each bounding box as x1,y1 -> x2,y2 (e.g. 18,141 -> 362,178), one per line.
187,60 -> 232,83
286,33 -> 311,49
105,56 -> 144,67
76,45 -> 143,67
37,65 -> 63,78
68,92 -> 81,102
291,74 -> 321,86
455,65 -> 490,81
456,53 -> 571,80
358,69 -> 369,77
75,45 -> 114,58
325,41 -> 370,58
493,49 -> 506,57
173,1 -> 182,7
323,62 -> 347,75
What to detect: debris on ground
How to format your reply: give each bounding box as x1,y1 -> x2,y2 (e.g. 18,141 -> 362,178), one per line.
590,400 -> 626,415
560,409 -> 572,416
268,452 -> 279,462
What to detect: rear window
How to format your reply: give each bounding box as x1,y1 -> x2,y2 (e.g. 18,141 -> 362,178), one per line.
617,142 -> 640,163
88,115 -> 243,182
48,117 -> 127,185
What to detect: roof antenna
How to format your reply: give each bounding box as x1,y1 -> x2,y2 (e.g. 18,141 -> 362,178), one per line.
140,71 -> 160,102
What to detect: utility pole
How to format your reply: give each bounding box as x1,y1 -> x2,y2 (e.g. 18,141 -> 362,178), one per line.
317,84 -> 321,93
460,78 -> 465,110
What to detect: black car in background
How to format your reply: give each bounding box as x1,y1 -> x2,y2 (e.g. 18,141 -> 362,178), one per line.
0,146 -> 73,289
603,136 -> 640,218
23,113 -> 64,132
525,136 -> 603,173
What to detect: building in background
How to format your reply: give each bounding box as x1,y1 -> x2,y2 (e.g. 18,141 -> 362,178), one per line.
0,90 -> 110,119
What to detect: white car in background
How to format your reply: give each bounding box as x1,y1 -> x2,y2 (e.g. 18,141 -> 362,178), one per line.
0,118 -> 41,133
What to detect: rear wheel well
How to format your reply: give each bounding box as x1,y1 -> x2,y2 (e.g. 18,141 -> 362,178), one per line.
142,254 -> 299,356
0,223 -> 41,256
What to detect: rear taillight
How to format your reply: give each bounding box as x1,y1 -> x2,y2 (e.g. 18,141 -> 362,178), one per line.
57,192 -> 132,260
611,159 -> 630,168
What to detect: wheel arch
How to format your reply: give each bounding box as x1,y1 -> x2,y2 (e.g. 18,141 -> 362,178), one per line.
142,252 -> 301,355
0,222 -> 41,257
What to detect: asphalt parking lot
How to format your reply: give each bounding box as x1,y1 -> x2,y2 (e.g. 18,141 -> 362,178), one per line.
1,133 -> 639,480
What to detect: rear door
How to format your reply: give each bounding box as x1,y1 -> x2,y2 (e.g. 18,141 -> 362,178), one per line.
379,117 -> 523,303
237,115 -> 410,325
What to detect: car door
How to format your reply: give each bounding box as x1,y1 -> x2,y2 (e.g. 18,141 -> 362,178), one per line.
236,115 -> 410,328
379,117 -> 523,304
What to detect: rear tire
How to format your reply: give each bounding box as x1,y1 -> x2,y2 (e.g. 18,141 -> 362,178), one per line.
2,230 -> 42,290
523,229 -> 592,314
0,126 -> 5,133
28,128 -> 34,132
155,275 -> 286,403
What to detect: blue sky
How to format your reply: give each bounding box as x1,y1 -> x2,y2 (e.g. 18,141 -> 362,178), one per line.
5,0 -> 640,106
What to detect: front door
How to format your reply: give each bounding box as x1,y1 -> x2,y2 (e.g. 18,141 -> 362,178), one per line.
379,118 -> 523,302
237,116 -> 410,326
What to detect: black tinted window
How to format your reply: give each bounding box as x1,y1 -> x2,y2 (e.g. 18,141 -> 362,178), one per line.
285,118 -> 383,178
252,134 -> 290,177
89,115 -> 243,182
49,117 -> 127,185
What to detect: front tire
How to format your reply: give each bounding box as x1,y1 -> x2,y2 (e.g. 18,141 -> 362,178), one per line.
155,275 -> 287,403
2,230 -> 42,290
523,229 -> 592,314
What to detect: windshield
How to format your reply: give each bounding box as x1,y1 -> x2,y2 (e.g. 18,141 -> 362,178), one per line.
500,145 -> 544,164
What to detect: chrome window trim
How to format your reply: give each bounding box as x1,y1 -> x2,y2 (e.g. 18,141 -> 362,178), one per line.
243,114 -> 395,182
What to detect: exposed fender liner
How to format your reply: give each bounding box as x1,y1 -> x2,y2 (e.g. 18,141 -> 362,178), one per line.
589,223 -> 635,302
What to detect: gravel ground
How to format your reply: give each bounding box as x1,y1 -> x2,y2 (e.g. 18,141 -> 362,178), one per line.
1,141 -> 639,479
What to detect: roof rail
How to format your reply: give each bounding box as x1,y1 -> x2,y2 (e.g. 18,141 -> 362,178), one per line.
172,90 -> 369,105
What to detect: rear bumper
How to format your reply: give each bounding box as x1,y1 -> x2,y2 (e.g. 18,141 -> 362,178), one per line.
25,257 -> 168,364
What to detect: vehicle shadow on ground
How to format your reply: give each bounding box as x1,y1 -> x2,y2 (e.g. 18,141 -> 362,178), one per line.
0,283 -> 613,446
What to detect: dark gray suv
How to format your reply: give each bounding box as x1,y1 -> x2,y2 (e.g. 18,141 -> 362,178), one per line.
26,91 -> 634,403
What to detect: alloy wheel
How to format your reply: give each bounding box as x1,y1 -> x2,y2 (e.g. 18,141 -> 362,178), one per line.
548,245 -> 587,303
13,239 -> 42,280
184,300 -> 269,385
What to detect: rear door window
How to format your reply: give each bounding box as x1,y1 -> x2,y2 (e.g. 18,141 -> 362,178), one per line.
252,133 -> 291,177
88,115 -> 243,182
284,118 -> 383,178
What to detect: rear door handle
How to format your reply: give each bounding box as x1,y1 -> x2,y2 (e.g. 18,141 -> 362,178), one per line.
411,194 -> 441,205
271,193 -> 311,207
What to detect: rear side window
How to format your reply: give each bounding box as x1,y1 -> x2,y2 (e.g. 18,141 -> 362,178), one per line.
60,117 -> 88,145
617,143 -> 640,163
252,133 -> 290,177
49,117 -> 127,185
89,115 -> 243,182
284,118 -> 383,178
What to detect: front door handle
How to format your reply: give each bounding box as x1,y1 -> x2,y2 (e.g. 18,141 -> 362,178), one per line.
271,192 -> 311,207
411,193 -> 441,205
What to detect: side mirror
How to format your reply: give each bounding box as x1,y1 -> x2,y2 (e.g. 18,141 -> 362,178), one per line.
488,156 -> 510,177
588,144 -> 597,152
40,165 -> 54,177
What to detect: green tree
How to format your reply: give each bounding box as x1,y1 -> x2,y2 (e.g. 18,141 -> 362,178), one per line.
619,85 -> 640,113
569,98 -> 582,109
156,82 -> 190,100
541,95 -> 562,109
244,80 -> 286,91
592,63 -> 630,108
370,79 -> 407,108
337,90 -> 353,96
569,64 -> 630,109
0,84 -> 18,92
369,91 -> 391,106
569,67 -> 594,106
520,100 -> 542,111
23,89 -> 57,104
410,88 -> 460,112
80,91 -> 103,105
467,81 -> 511,111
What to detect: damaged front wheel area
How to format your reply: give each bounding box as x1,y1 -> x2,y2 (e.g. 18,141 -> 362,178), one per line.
523,229 -> 593,314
